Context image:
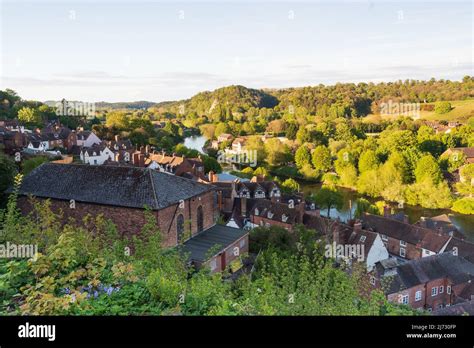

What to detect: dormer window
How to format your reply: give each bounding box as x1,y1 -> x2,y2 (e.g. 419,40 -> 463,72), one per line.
282,214 -> 288,222
359,236 -> 366,243
92,152 -> 96,156
254,208 -> 259,216
267,212 -> 274,219
400,240 -> 407,247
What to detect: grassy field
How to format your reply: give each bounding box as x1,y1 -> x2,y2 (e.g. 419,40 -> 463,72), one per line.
363,99 -> 474,123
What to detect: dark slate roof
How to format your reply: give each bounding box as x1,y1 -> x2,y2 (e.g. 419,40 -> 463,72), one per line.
433,300 -> 474,316
17,163 -> 213,210
384,253 -> 474,294
181,224 -> 248,262
250,199 -> 300,224
361,213 -> 450,252
445,237 -> 474,258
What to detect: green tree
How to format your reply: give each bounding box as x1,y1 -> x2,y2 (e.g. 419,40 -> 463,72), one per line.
281,178 -> 299,193
414,154 -> 442,184
295,145 -> 311,169
312,185 -> 343,218
18,107 -> 42,126
358,150 -> 379,173
434,101 -> 452,114
311,145 -> 332,173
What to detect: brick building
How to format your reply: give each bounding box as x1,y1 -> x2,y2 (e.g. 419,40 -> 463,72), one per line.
361,213 -> 452,260
373,252 -> 474,311
15,163 -> 248,269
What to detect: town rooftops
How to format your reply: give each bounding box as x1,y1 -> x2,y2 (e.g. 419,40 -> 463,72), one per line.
181,224 -> 248,262
433,299 -> 474,316
382,252 -> 474,295
16,163 -> 213,210
443,147 -> 474,162
361,213 -> 451,252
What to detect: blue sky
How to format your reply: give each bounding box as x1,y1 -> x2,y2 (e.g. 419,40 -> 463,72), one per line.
0,0 -> 472,102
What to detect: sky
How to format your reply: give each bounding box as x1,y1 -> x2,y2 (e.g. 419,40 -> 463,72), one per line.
0,0 -> 472,102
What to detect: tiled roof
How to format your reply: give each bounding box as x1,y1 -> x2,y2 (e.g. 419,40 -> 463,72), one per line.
385,253 -> 474,294
433,300 -> 474,315
361,214 -> 450,252
250,199 -> 299,224
17,163 -> 213,210
181,224 -> 248,262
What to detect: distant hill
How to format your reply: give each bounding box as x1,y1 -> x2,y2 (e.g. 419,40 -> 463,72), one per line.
43,100 -> 165,110
165,85 -> 279,116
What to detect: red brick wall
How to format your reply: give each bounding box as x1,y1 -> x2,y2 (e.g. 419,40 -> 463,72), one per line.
206,234 -> 249,273
387,277 -> 453,310
17,190 -> 217,248
383,237 -> 421,260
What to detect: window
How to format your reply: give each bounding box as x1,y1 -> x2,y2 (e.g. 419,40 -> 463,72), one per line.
239,239 -> 245,248
431,287 -> 438,296
197,206 -> 204,232
401,294 -> 409,305
415,290 -> 422,301
370,276 -> 376,286
447,285 -> 451,294
359,236 -> 366,243
381,234 -> 388,241
176,214 -> 185,242
210,259 -> 217,271
439,286 -> 444,294
400,247 -> 406,258
400,240 -> 407,246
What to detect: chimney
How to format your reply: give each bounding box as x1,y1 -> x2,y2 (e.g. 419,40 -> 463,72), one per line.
208,171 -> 217,183
403,215 -> 409,224
132,152 -> 140,166
145,145 -> 150,154
354,221 -> 362,232
383,205 -> 391,218
138,153 -> 145,167
420,216 -> 427,227
241,197 -> 247,217
231,180 -> 238,199
114,135 -> 120,142
140,146 -> 145,154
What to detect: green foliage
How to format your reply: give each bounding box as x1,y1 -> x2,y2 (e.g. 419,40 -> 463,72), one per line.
21,156 -> 49,176
451,197 -> 474,214
414,154 -> 442,184
17,107 -> 42,126
295,145 -> 311,169
311,145 -> 332,172
358,150 -> 379,173
311,185 -> 343,218
281,178 -> 299,193
434,101 -> 452,114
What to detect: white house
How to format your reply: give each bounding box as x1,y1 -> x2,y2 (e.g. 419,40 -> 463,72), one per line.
80,145 -> 114,165
76,130 -> 101,147
27,140 -> 49,152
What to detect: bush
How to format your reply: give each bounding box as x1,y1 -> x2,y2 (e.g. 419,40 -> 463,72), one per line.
452,197 -> 474,214
434,101 -> 452,114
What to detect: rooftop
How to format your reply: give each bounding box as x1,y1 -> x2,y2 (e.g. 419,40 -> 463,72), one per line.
181,224 -> 248,262
16,163 -> 213,210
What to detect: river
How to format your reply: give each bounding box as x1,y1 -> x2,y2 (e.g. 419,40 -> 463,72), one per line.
183,135 -> 474,240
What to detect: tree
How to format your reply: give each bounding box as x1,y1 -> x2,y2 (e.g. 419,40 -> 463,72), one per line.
18,107 -> 42,126
358,150 -> 379,173
414,154 -> 442,184
22,156 -> 48,176
0,153 -> 17,206
354,198 -> 380,218
281,178 -> 299,193
311,145 -> 332,173
451,197 -> 474,214
295,145 -> 311,169
434,101 -> 452,114
312,185 -> 343,218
